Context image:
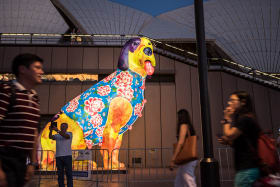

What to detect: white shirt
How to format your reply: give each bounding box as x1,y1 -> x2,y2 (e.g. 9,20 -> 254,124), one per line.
53,132 -> 73,157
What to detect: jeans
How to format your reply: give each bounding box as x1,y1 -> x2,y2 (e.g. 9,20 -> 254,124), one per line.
56,156 -> 73,187
175,160 -> 198,187
234,168 -> 260,187
0,148 -> 28,187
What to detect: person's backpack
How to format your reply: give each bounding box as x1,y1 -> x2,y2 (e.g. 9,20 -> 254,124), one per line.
258,133 -> 280,175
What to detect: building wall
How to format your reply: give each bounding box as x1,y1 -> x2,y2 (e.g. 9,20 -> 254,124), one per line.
0,46 -> 280,167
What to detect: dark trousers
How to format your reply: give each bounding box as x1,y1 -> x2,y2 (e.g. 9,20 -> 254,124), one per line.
56,155 -> 73,187
0,148 -> 28,187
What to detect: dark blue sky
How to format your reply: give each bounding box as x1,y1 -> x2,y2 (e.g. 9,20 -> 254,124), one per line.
109,0 -> 208,16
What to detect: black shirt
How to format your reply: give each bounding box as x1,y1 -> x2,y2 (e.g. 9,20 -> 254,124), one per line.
232,115 -> 260,171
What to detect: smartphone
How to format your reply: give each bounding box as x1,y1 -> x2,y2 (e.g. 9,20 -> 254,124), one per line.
51,121 -> 57,128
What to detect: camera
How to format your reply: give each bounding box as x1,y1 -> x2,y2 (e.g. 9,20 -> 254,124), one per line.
51,121 -> 57,128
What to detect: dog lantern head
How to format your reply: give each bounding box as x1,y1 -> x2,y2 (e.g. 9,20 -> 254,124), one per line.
118,37 -> 156,77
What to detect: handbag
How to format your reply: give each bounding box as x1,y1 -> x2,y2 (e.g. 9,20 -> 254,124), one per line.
173,129 -> 198,165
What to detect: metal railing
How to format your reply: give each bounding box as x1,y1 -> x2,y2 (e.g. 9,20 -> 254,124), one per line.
34,147 -> 235,186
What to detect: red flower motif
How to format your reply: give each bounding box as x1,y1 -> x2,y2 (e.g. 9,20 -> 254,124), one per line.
103,72 -> 116,82
84,97 -> 105,115
140,80 -> 146,90
134,103 -> 143,117
89,114 -> 103,128
95,126 -> 105,137
66,95 -> 80,112
117,87 -> 134,101
114,72 -> 133,88
97,85 -> 111,96
84,130 -> 93,137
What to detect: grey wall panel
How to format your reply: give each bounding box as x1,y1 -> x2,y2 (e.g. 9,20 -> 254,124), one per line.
67,47 -> 83,73
35,83 -> 50,114
161,83 -> 176,166
20,46 -> 36,54
48,83 -> 66,114
113,47 -> 121,70
268,89 -> 280,137
159,55 -> 174,73
3,47 -> 20,72
175,61 -> 192,111
145,82 -> 161,167
36,47 -> 52,73
65,84 -> 82,104
119,131 -> 129,165
221,72 -> 238,108
0,47 -> 4,71
252,83 -> 272,131
52,47 -> 67,73
81,83 -> 94,92
208,72 -> 224,157
237,77 -> 254,101
128,111 -> 145,166
154,53 -> 160,73
83,48 -> 98,72
190,67 -> 203,157
99,48 -> 113,72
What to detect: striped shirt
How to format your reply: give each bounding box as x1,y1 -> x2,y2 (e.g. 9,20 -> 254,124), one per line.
0,80 -> 40,152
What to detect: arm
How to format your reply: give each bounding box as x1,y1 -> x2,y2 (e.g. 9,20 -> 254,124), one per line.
170,124 -> 188,169
0,85 -> 10,121
25,129 -> 38,182
223,123 -> 242,141
49,127 -> 55,140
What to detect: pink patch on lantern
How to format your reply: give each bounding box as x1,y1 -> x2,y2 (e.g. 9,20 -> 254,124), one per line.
84,97 -> 105,115
117,87 -> 134,101
97,85 -> 111,96
114,72 -> 133,88
95,126 -> 105,137
134,103 -> 143,117
89,113 -> 103,128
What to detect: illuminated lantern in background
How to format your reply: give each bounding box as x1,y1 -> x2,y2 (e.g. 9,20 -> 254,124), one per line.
39,37 -> 156,169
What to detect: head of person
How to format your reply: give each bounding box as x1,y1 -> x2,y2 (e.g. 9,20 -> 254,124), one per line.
12,53 -> 44,86
177,109 -> 192,135
60,123 -> 68,133
228,91 -> 254,116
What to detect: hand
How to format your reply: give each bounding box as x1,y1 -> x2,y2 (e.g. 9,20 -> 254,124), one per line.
0,168 -> 7,187
169,160 -> 176,171
217,136 -> 231,145
53,126 -> 59,132
24,165 -> 34,183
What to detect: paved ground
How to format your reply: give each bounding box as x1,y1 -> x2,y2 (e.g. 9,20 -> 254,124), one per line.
25,167 -> 233,187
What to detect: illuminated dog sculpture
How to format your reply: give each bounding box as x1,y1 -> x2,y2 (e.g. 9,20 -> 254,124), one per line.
40,37 -> 156,169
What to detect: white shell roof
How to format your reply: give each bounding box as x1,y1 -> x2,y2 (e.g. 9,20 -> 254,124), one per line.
1,0 -> 279,73
158,0 -> 280,73
0,0 -> 68,33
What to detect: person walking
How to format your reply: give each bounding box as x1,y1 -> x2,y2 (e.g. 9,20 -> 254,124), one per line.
0,53 -> 44,187
170,109 -> 198,187
49,122 -> 73,187
218,91 -> 261,187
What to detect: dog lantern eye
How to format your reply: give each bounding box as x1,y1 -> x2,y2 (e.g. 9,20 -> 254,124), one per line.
143,47 -> 152,56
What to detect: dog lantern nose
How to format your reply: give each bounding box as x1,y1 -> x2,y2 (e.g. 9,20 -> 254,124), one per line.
143,47 -> 153,56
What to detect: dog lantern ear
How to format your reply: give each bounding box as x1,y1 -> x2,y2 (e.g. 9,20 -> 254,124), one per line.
118,38 -> 141,71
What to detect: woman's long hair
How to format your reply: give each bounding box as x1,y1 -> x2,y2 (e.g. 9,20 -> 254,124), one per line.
231,91 -> 254,120
177,109 -> 194,137
231,91 -> 261,133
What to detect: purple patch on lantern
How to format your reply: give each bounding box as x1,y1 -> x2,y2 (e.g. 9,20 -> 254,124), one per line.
118,38 -> 141,70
